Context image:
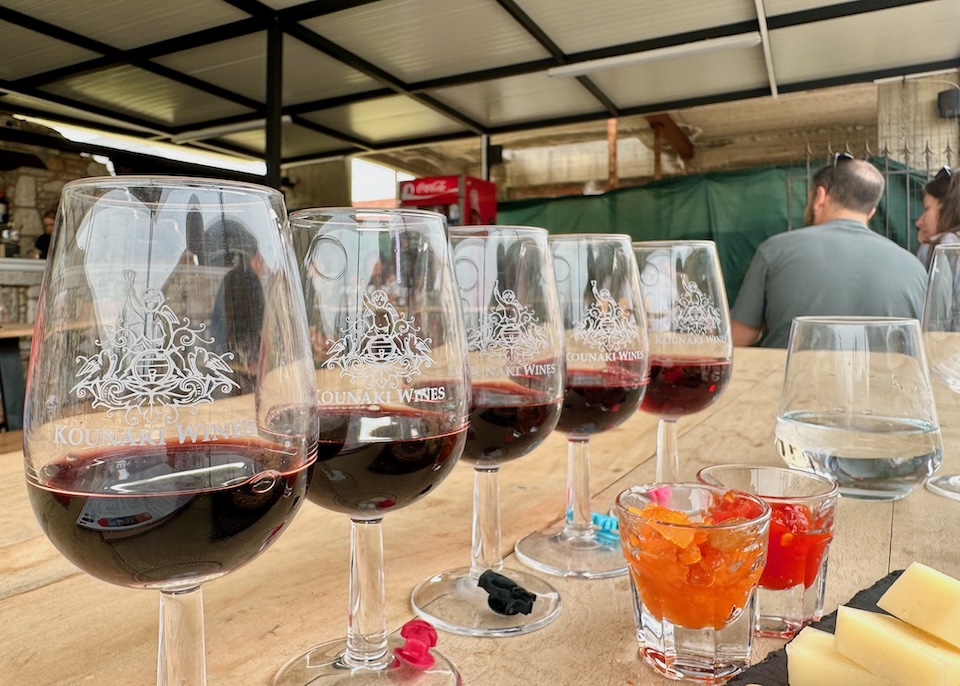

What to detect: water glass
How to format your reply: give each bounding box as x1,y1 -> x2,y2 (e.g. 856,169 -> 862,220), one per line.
775,316 -> 942,500
697,464 -> 838,637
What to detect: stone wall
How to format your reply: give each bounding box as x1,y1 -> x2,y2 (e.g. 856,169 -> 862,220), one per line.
0,116 -> 110,259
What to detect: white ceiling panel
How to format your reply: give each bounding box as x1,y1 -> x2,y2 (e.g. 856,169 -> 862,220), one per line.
430,73 -> 603,128
39,65 -> 254,127
301,95 -> 467,144
153,34 -> 382,106
587,45 -> 769,108
771,0 -> 960,85
0,93 -> 167,134
515,0 -> 758,54
301,0 -> 551,83
0,0 -> 249,50
0,21 -> 100,80
1,0 -> 957,168
217,122 -> 349,158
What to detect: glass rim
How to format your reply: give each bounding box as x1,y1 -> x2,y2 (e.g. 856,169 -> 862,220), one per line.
547,233 -> 632,242
931,243 -> 960,254
792,315 -> 918,326
632,239 -> 717,248
615,482 -> 771,530
62,175 -> 284,202
448,225 -> 547,237
695,464 -> 839,502
289,206 -> 446,225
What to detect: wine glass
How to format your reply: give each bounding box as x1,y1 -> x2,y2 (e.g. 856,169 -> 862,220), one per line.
921,242 -> 960,499
514,233 -> 649,579
24,177 -> 317,686
411,225 -> 565,636
275,208 -> 471,685
775,316 -> 942,500
632,240 -> 733,482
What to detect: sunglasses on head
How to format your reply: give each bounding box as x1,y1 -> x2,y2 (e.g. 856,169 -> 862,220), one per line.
833,152 -> 855,166
936,166 -> 953,181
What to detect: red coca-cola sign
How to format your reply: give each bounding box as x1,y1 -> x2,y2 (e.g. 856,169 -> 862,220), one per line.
399,175 -> 459,204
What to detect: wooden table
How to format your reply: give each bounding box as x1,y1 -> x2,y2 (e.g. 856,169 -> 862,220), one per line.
2,347 -> 959,685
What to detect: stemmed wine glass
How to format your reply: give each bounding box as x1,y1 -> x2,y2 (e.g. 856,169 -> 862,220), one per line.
632,240 -> 733,481
411,225 -> 565,636
921,243 -> 960,500
275,208 -> 470,685
514,233 -> 649,579
24,177 -> 318,686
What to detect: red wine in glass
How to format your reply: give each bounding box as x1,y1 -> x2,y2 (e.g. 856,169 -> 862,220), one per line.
307,406 -> 467,514
28,440 -> 310,588
641,357 -> 733,418
463,380 -> 562,467
557,368 -> 649,436
633,240 -> 734,481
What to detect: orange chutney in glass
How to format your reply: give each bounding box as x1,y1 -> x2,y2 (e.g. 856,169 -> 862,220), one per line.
620,492 -> 767,631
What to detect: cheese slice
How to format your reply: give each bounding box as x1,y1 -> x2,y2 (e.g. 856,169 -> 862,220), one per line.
877,562 -> 960,650
786,626 -> 889,686
835,605 -> 960,686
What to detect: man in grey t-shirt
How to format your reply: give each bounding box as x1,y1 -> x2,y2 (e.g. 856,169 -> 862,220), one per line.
731,157 -> 928,348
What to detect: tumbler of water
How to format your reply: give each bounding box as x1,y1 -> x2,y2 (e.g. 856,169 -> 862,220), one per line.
774,316 -> 942,501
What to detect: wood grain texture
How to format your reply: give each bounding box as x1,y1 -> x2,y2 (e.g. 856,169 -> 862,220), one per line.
2,348 -> 957,685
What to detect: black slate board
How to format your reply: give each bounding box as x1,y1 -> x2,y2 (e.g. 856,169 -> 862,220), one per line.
727,569 -> 905,686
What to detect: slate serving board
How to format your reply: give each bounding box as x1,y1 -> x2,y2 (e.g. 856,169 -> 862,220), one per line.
727,569 -> 904,686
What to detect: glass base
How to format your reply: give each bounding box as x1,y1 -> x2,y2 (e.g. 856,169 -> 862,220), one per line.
411,566 -> 562,637
513,524 -> 627,579
273,637 -> 461,686
926,473 -> 960,500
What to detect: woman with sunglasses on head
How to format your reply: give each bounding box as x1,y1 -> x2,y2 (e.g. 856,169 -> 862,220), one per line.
916,166 -> 960,270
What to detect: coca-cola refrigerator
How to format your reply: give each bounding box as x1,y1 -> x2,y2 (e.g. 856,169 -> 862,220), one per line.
398,175 -> 496,225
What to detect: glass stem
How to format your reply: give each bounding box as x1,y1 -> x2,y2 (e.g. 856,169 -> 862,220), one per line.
563,437 -> 595,538
656,418 -> 680,482
344,517 -> 390,669
470,466 -> 503,580
157,586 -> 205,686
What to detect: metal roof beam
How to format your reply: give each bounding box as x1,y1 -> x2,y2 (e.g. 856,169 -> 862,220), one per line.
766,0 -> 936,28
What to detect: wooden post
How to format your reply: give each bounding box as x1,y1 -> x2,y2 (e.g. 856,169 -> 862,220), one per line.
652,124 -> 663,181
607,118 -> 618,190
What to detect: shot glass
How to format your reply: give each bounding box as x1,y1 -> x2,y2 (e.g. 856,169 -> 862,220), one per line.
616,483 -> 770,684
697,464 -> 839,638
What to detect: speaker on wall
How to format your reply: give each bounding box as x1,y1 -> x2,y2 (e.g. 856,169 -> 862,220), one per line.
938,89 -> 960,118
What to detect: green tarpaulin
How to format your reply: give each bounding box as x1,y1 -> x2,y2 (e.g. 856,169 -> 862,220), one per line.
496,160 -> 926,307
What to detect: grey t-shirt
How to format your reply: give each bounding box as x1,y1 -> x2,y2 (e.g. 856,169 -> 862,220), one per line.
731,219 -> 928,348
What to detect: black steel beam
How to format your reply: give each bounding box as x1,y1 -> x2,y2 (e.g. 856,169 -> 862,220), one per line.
265,18 -> 284,189
278,0 -> 384,22
290,116 -> 373,151
767,0 -> 937,28
15,18 -> 262,88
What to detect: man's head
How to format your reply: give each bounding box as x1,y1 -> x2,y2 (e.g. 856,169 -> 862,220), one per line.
804,155 -> 885,226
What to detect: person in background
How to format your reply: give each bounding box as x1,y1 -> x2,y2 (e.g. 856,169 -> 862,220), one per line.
33,210 -> 56,259
731,154 -> 928,348
915,166 -> 960,270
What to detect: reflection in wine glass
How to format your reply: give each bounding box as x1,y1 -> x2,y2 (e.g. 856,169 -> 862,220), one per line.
411,226 -> 565,636
514,234 -> 650,579
276,208 -> 470,685
921,243 -> 960,500
632,240 -> 733,482
24,177 -> 318,686
775,316 -> 942,501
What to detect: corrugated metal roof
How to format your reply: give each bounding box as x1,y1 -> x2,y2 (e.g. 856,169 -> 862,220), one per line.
0,0 -> 955,173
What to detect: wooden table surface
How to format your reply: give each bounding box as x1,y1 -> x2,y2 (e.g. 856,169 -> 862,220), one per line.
2,347 -> 959,685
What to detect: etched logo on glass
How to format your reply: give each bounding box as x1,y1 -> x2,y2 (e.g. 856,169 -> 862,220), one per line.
72,270 -> 238,425
467,281 -> 546,364
324,289 -> 434,389
572,280 -> 639,353
674,276 -> 723,336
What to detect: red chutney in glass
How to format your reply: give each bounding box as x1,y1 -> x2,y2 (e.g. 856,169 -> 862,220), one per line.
759,501 -> 833,591
620,492 -> 767,631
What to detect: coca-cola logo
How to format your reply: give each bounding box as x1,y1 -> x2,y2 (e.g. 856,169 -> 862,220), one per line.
400,178 -> 456,201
